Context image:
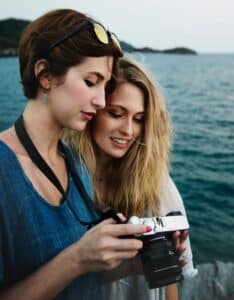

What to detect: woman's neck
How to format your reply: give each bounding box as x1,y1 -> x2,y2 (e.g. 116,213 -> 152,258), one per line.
95,149 -> 113,182
22,100 -> 62,160
95,164 -> 110,184
94,149 -> 113,207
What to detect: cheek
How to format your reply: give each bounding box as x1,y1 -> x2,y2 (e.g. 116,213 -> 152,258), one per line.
51,83 -> 88,119
65,81 -> 88,102
92,115 -> 112,142
92,120 -> 105,143
134,124 -> 144,139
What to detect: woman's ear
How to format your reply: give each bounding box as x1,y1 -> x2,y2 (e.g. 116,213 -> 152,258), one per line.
34,59 -> 51,90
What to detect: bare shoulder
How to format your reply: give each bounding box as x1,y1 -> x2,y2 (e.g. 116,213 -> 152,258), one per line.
0,127 -> 14,142
0,127 -> 24,154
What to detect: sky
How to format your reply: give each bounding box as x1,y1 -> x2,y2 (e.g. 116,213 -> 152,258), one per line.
0,0 -> 234,53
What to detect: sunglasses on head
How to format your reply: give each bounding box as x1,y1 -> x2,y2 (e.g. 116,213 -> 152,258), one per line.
46,18 -> 122,55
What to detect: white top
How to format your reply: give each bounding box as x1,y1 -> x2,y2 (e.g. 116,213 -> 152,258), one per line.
101,176 -> 198,300
159,176 -> 198,279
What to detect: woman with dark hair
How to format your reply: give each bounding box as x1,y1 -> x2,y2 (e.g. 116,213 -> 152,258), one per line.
0,10 -> 150,300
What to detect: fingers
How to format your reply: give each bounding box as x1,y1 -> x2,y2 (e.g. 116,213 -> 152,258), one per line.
94,214 -> 127,228
75,215 -> 148,274
174,233 -> 189,267
95,215 -> 149,238
102,236 -> 143,251
179,258 -> 188,267
172,230 -> 188,241
99,223 -> 148,238
176,244 -> 186,256
172,230 -> 188,250
116,213 -> 127,223
95,217 -> 119,226
172,232 -> 188,268
93,222 -> 146,252
172,231 -> 180,250
180,230 -> 188,243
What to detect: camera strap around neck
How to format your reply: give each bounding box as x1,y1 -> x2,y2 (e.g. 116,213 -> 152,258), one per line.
14,115 -> 122,225
15,115 -> 68,199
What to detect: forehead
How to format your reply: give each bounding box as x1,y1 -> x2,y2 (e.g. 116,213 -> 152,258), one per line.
78,56 -> 113,79
109,82 -> 145,112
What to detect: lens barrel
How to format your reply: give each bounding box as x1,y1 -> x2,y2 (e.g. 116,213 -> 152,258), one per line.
140,233 -> 183,289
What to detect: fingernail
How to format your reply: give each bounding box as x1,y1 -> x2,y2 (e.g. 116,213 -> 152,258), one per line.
146,226 -> 152,232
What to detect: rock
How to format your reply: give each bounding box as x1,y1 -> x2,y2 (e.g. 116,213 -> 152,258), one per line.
179,261 -> 234,300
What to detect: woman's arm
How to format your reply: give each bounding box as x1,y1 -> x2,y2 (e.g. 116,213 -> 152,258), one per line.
166,284 -> 178,300
0,219 -> 148,300
0,246 -> 82,300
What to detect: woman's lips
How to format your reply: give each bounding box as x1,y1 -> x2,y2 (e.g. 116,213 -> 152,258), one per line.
110,137 -> 130,149
81,111 -> 95,121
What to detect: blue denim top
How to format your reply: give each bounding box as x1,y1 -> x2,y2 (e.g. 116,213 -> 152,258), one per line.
0,141 -> 102,299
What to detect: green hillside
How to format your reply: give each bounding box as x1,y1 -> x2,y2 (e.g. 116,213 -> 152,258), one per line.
0,18 -> 30,55
0,18 -> 197,56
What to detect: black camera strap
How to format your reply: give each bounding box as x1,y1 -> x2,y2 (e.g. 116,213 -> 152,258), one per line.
14,115 -> 122,226
15,115 -> 66,199
61,144 -> 123,224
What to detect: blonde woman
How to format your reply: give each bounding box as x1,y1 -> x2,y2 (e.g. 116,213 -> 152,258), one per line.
64,57 -> 197,299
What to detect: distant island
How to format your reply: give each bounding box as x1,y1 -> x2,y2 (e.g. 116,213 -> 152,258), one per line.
0,18 -> 197,56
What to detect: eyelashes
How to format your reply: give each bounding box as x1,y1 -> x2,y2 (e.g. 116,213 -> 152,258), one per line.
84,79 -> 96,87
106,110 -> 144,123
107,110 -> 122,118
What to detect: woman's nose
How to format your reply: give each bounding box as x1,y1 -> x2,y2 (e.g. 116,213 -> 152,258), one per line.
119,118 -> 133,136
92,86 -> 106,109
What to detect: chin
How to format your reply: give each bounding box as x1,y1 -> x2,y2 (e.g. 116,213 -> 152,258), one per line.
108,150 -> 127,159
71,121 -> 87,132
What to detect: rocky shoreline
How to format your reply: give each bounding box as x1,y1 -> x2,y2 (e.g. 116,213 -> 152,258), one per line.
179,261 -> 234,300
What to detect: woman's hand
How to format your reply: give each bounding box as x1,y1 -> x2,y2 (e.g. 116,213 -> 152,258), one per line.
69,218 -> 150,275
172,230 -> 188,266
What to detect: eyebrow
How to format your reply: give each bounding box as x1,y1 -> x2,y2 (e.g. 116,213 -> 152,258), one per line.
88,71 -> 106,81
107,104 -> 145,114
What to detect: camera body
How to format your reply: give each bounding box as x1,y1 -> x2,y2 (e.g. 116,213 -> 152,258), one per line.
128,211 -> 189,289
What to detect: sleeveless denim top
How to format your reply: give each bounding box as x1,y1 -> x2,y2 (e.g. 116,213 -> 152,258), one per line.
0,141 -> 102,299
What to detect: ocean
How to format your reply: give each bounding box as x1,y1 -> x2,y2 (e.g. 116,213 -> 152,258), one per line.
132,53 -> 234,267
0,54 -> 234,267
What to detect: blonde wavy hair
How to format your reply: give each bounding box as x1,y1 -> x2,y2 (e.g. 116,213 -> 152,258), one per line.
63,57 -> 172,217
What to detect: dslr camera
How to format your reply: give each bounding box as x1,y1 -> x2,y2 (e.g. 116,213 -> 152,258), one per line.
128,211 -> 189,289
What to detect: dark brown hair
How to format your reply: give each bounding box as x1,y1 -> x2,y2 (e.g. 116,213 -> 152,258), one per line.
18,9 -> 122,98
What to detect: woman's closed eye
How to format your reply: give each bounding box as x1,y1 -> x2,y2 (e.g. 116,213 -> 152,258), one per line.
84,79 -> 97,87
106,109 -> 145,123
107,110 -> 123,118
134,115 -> 145,123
